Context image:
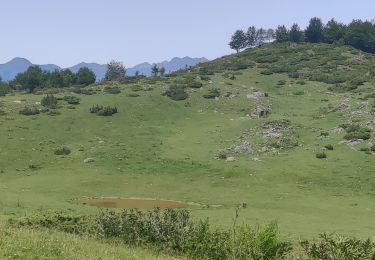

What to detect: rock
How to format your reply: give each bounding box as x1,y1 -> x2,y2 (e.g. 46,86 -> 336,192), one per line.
339,139 -> 363,146
338,102 -> 350,110
247,91 -> 267,101
249,104 -> 270,118
331,127 -> 345,134
233,141 -> 251,154
366,119 -> 375,127
226,156 -> 236,162
84,158 -> 95,163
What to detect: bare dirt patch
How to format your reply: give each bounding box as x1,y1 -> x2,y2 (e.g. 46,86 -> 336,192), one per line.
75,197 -> 201,209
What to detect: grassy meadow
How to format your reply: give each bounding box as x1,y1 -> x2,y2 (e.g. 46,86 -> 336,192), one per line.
0,43 -> 375,258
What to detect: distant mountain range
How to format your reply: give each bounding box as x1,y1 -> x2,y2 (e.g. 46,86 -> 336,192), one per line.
0,57 -> 208,82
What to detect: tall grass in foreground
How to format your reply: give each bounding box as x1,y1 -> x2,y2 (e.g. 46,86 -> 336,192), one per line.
8,208 -> 375,259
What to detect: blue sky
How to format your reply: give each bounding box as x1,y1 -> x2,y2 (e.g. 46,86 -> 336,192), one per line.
1,0 -> 374,67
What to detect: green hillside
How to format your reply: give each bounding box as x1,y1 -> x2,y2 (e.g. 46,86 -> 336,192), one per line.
0,42 -> 375,258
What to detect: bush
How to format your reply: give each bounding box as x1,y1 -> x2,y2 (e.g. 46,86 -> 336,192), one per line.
54,146 -> 71,155
300,233 -> 375,260
203,88 -> 220,99
63,96 -> 80,105
41,94 -> 58,108
71,87 -> 94,95
162,85 -> 188,101
342,125 -> 372,140
316,152 -> 327,159
104,86 -> 121,94
187,81 -> 203,89
126,93 -> 140,97
130,85 -> 142,92
19,106 -> 40,116
324,144 -> 334,150
89,105 -> 118,116
293,90 -> 304,95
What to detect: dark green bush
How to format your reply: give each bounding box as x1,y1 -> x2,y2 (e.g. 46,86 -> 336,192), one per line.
19,106 -> 40,116
90,105 -> 118,116
41,94 -> 58,108
126,93 -> 140,97
293,90 -> 304,95
130,85 -> 142,92
187,81 -> 203,88
324,144 -> 334,150
104,86 -> 121,94
71,87 -> 94,95
316,152 -> 327,159
54,146 -> 71,155
203,88 -> 220,99
63,96 -> 80,105
162,85 -> 188,101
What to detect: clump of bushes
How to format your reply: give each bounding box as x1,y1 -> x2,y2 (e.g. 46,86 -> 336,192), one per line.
203,88 -> 220,99
162,85 -> 188,101
187,81 -> 203,88
130,85 -> 142,92
54,146 -> 71,155
340,124 -> 372,140
63,96 -> 80,105
104,86 -> 121,94
300,233 -> 375,260
41,94 -> 58,108
293,90 -> 305,95
89,105 -> 118,116
19,106 -> 40,116
316,152 -> 327,159
71,87 -> 94,95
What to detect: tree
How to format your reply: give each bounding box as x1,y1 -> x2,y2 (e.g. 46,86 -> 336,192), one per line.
275,25 -> 289,42
266,29 -> 275,42
255,28 -> 267,46
135,71 -> 140,77
305,17 -> 324,43
229,30 -> 247,52
76,67 -> 96,86
48,70 -> 64,88
289,23 -> 303,42
323,18 -> 346,44
61,69 -> 76,87
345,20 -> 375,53
151,64 -> 159,76
13,66 -> 43,92
246,26 -> 257,47
159,67 -> 166,76
105,60 -> 126,81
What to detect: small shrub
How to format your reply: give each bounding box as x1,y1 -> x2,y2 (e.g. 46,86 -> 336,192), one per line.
104,86 -> 121,94
162,85 -> 188,101
126,93 -> 140,97
203,88 -> 220,99
316,152 -> 327,159
90,105 -> 118,116
63,96 -> 80,105
320,131 -> 329,137
41,94 -> 58,108
19,106 -> 40,116
324,144 -> 334,150
130,85 -> 142,92
187,81 -> 203,89
71,87 -> 94,95
293,90 -> 304,95
360,147 -> 370,152
54,146 -> 71,155
371,145 -> 375,152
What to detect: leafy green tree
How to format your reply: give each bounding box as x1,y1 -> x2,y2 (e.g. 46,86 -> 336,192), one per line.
76,67 -> 96,86
246,26 -> 257,47
323,19 -> 346,44
159,66 -> 166,76
255,28 -> 267,45
275,25 -> 289,42
305,17 -> 324,43
289,23 -> 303,42
151,64 -> 159,76
13,66 -> 43,92
345,20 -> 375,53
105,60 -> 126,81
48,70 -> 64,88
61,69 -> 76,87
229,30 -> 247,52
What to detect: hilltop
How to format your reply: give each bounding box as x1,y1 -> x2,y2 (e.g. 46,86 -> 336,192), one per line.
0,42 -> 374,258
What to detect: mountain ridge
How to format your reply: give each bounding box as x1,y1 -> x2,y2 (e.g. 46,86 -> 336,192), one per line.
0,57 -> 208,81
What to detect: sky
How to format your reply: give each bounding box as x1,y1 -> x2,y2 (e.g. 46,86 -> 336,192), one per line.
1,0 -> 374,68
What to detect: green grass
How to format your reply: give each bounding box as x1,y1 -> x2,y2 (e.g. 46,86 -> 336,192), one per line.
0,221 -> 174,259
0,43 -> 374,255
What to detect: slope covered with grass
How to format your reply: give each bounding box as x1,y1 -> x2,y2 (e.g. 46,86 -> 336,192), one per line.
0,42 -> 374,251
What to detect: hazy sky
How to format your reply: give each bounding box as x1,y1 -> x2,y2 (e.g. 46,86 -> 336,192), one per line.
1,0 -> 374,67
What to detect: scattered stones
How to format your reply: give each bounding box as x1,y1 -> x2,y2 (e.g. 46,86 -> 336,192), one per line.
339,139 -> 363,146
366,119 -> 375,127
331,127 -> 345,134
233,141 -> 251,154
84,158 -> 95,163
